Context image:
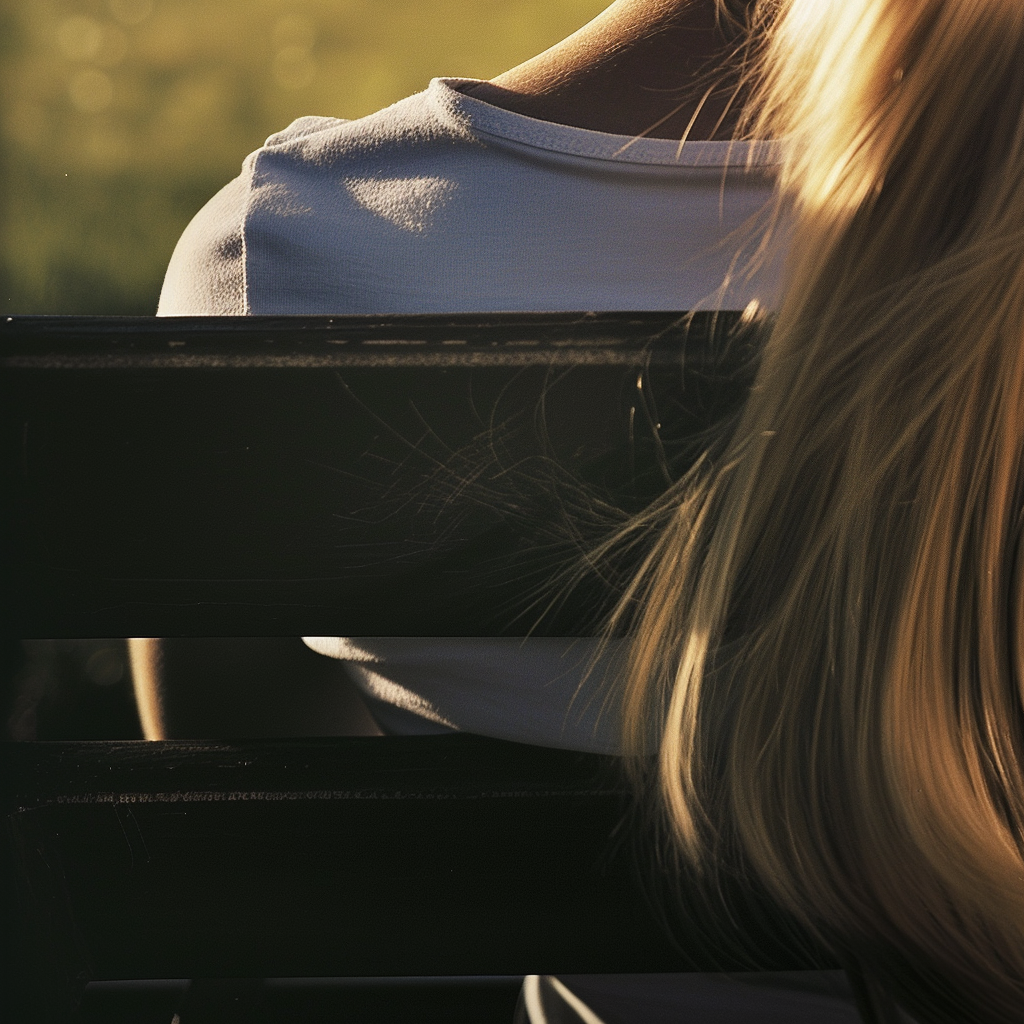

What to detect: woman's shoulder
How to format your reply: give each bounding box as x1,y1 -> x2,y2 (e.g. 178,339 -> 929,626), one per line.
252,80 -> 482,169
154,85 -> 455,316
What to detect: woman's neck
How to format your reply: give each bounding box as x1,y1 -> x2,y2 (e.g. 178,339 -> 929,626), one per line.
464,0 -> 744,141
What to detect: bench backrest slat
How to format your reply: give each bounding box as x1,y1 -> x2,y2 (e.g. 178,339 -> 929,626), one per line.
3,314 -> 832,1024
2,313 -> 755,636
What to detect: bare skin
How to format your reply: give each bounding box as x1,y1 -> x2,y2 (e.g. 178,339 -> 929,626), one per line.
129,637 -> 381,740
465,0 -> 744,141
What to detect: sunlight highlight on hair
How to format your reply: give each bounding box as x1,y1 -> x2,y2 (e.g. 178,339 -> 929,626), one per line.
596,2 -> 1024,1021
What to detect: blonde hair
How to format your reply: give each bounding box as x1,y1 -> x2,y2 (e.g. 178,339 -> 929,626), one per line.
605,1 -> 1024,1020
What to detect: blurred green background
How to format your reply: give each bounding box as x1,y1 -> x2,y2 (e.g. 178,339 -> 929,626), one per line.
2,0 -> 607,315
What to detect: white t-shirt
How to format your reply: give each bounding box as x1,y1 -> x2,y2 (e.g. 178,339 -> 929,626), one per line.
301,636 -> 630,754
159,77 -> 785,754
158,77 -> 783,316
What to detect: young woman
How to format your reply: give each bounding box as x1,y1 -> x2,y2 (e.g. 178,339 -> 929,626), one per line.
141,0 -> 1024,1020
136,0 -> 782,746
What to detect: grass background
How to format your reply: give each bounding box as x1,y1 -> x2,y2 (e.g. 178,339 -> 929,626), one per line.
2,0 -> 608,314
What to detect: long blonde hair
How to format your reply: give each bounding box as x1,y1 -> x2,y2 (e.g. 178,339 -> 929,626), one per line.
608,1 -> 1024,1020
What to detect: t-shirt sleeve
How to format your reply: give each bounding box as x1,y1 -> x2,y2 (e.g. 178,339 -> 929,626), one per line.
156,155 -> 255,316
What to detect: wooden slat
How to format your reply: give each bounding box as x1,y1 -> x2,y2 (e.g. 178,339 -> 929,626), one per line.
1,735 -> 834,1023
1,313 -> 758,637
1,312 -> 748,368
1,315 -> 816,1024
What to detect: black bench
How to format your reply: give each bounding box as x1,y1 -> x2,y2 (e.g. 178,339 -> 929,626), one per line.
1,313 -> 835,1023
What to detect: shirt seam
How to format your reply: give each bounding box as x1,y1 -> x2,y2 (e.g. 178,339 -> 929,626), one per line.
432,77 -> 782,170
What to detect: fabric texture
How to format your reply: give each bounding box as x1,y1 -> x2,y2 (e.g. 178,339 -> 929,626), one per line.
161,76 -> 786,754
301,636 -> 627,754
158,77 -> 784,316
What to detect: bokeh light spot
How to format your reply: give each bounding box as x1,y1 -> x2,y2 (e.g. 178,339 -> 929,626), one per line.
273,15 -> 316,51
57,16 -> 105,61
69,69 -> 115,113
274,46 -> 316,91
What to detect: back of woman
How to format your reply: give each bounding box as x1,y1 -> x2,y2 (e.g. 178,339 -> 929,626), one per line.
137,2 -> 1024,1019
609,1 -> 1024,1021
